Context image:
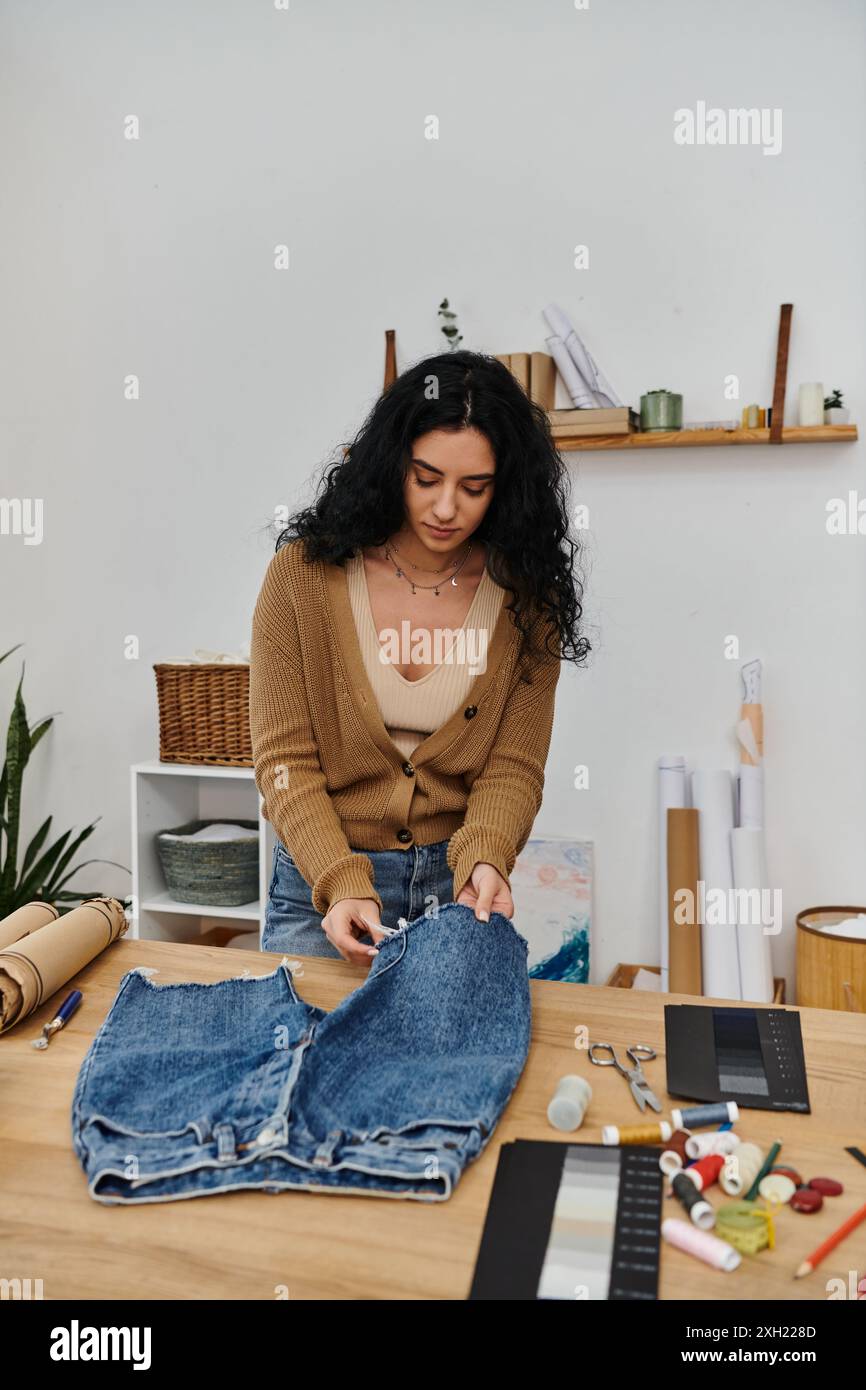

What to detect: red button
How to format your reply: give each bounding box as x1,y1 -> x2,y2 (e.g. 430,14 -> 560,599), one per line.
808,1176 -> 844,1196
790,1187 -> 823,1213
770,1165 -> 803,1186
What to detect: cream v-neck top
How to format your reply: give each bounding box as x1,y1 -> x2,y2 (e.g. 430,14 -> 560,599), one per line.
345,552 -> 507,759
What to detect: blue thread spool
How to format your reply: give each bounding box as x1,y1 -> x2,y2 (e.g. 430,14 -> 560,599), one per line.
671,1102 -> 739,1130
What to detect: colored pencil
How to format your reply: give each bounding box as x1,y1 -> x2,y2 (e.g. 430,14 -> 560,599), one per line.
795,1199 -> 866,1278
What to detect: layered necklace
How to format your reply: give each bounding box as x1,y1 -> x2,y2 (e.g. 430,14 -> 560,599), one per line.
383,537 -> 474,596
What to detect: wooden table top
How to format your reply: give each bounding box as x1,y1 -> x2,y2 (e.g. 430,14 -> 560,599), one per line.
3,937 -> 865,1301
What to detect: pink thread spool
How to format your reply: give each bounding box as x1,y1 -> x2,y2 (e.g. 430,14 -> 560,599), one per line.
661,1218 -> 741,1272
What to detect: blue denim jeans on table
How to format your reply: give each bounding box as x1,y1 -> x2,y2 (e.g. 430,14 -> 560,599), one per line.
70,902 -> 532,1204
263,838 -> 455,958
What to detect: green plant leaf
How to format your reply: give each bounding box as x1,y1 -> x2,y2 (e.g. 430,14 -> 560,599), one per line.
20,815 -> 53,877
0,673 -> 31,897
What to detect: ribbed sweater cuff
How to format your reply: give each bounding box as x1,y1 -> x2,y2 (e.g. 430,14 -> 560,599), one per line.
311,853 -> 383,916
447,827 -> 516,903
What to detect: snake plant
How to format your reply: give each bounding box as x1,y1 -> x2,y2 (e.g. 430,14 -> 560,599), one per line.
0,644 -> 128,917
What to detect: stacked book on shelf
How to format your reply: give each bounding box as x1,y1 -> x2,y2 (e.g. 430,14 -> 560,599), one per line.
549,407 -> 641,438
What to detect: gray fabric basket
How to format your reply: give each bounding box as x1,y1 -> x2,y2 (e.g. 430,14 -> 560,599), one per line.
155,819 -> 259,906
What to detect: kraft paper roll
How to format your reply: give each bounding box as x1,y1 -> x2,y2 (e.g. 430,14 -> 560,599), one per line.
0,900 -> 59,951
0,896 -> 127,1034
691,769 -> 741,1000
731,827 -> 775,1003
658,756 -> 687,992
667,807 -> 702,995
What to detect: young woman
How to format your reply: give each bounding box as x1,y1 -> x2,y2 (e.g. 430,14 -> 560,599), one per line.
250,349 -> 590,964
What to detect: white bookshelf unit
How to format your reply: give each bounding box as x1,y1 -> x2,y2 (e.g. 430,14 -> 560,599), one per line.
130,761 -> 276,946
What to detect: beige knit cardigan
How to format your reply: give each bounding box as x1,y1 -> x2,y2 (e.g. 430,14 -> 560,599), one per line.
249,538 -> 562,915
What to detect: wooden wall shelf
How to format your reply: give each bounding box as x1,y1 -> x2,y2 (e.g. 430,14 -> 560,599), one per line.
552,424 -> 858,452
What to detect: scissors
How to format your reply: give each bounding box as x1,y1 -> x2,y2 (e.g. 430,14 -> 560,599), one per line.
588,1042 -> 662,1113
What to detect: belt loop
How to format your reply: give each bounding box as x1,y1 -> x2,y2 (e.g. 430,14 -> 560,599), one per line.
213,1121 -> 237,1163
312,1128 -> 343,1168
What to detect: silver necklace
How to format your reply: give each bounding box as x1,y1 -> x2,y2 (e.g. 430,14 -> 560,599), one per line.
384,540 -> 474,595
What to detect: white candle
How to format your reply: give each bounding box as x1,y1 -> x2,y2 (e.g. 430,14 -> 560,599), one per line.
798,382 -> 824,426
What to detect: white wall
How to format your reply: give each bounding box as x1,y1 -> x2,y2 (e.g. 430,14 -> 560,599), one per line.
3,0 -> 864,993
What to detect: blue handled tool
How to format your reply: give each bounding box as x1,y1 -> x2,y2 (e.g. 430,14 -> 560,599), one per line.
32,990 -> 83,1049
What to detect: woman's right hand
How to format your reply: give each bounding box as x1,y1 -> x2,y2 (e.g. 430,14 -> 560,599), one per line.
321,898 -> 388,965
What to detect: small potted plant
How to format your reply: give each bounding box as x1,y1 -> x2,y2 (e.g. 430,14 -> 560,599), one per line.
824,389 -> 849,425
438,298 -> 463,350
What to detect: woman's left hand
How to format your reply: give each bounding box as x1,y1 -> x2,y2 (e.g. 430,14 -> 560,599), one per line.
455,862 -> 514,922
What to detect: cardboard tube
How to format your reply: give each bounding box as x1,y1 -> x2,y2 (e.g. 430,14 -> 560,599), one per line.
667,808 -> 702,995
658,756 -> 687,991
0,897 -> 127,1033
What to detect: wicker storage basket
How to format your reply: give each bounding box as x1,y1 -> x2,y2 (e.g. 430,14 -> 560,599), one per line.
796,906 -> 866,1011
156,819 -> 259,906
154,663 -> 252,767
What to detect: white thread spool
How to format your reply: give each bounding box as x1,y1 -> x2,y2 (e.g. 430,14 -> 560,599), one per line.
547,1075 -> 592,1131
685,1131 -> 741,1160
719,1141 -> 763,1196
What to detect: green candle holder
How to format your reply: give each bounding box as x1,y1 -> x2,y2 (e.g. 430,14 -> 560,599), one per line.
640,390 -> 683,432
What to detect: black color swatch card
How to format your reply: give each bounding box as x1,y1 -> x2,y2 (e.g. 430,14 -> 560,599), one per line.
664,1004 -> 810,1113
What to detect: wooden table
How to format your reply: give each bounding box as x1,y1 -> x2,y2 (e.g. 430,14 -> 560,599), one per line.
3,937 -> 865,1300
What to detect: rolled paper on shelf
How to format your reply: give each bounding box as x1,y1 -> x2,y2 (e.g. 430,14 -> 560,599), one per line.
667,806 -> 702,995
682,1153 -> 726,1191
691,769 -> 741,999
659,1129 -> 693,1175
542,303 -> 622,407
0,900 -> 59,951
672,1171 -> 715,1229
659,756 -> 688,992
544,334 -> 596,409
0,897 -> 128,1034
732,827 -> 775,1003
719,1141 -> 764,1197
685,1130 -> 741,1160
661,1218 -> 741,1272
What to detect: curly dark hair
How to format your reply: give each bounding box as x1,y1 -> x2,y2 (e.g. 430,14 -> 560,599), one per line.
276,349 -> 591,670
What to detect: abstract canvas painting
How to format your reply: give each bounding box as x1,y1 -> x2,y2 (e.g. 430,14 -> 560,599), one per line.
509,837 -> 592,983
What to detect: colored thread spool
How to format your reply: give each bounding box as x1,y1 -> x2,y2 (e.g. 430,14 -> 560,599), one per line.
671,1102 -> 739,1130
685,1131 -> 741,1160
683,1153 -> 725,1192
671,1171 -> 715,1229
547,1075 -> 592,1132
659,1129 -> 692,1175
719,1141 -> 764,1197
716,1201 -> 775,1255
661,1218 -> 741,1272
602,1120 -> 673,1147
